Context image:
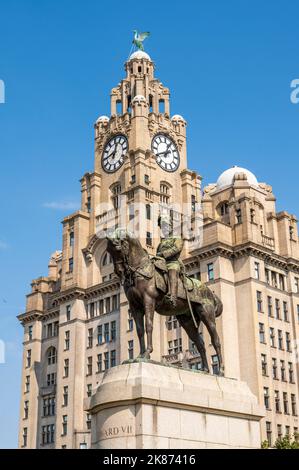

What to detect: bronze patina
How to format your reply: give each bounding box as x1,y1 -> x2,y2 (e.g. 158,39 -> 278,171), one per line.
106,229 -> 224,375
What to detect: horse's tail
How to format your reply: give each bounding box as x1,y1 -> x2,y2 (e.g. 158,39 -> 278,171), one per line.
214,294 -> 223,318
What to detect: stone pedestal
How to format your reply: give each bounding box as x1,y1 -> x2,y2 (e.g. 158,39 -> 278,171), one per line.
85,361 -> 264,449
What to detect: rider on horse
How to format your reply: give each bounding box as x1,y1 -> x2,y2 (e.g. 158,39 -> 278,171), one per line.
157,214 -> 184,307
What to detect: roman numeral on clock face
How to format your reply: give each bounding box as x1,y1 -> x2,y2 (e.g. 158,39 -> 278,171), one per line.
101,134 -> 128,173
151,134 -> 180,172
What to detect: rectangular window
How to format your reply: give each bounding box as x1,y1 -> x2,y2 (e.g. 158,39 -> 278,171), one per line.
279,274 -> 285,291
191,195 -> 197,212
47,373 -> 56,387
104,323 -> 110,343
265,268 -> 270,284
278,330 -> 283,350
63,386 -> 68,406
89,302 -> 95,318
41,424 -> 55,445
291,394 -> 297,416
62,415 -> 68,436
64,330 -> 70,350
281,360 -> 286,381
288,362 -> 294,383
272,358 -> 277,380
23,428 -> 28,447
270,327 -> 275,348
98,299 -> 104,315
144,174 -> 150,184
97,325 -> 103,345
272,271 -> 278,288
111,350 -> 116,368
275,299 -> 280,319
236,208 -> 242,224
254,262 -> 260,280
47,323 -> 53,338
105,297 -> 111,314
128,311 -> 133,331
274,391 -> 280,413
283,302 -> 288,321
86,413 -> 91,430
53,321 -> 59,337
25,376 -> 30,393
28,325 -> 33,341
285,425 -> 290,436
112,294 -> 119,311
146,205 -> 151,220
63,359 -> 69,378
87,357 -> 92,376
295,277 -> 299,293
24,400 -> 29,419
259,323 -> 266,343
111,321 -> 116,341
87,384 -> 92,397
277,424 -> 282,441
104,352 -> 109,370
128,340 -> 134,359
267,296 -> 273,317
146,232 -> 152,246
264,387 -> 270,409
87,328 -> 93,348
207,263 -> 214,281
66,305 -> 71,322
261,354 -> 267,376
43,397 -> 55,417
97,353 -> 102,373
283,392 -> 289,414
68,257 -> 73,273
26,349 -> 31,368
286,332 -> 291,352
257,291 -> 263,313
69,231 -> 74,247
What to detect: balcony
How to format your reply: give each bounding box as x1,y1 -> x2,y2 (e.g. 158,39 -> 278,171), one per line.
261,234 -> 275,250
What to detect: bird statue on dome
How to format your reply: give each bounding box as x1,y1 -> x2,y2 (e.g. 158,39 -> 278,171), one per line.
132,30 -> 150,51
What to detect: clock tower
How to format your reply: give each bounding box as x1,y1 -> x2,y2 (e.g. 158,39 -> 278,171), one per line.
82,49 -> 202,254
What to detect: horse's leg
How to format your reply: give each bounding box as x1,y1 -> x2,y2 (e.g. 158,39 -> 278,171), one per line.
201,303 -> 224,376
143,294 -> 155,360
177,311 -> 209,373
131,308 -> 146,358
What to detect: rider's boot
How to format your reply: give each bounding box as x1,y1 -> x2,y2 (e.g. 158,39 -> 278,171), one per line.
166,269 -> 178,307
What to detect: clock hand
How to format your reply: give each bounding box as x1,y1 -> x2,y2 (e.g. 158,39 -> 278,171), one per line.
156,142 -> 172,157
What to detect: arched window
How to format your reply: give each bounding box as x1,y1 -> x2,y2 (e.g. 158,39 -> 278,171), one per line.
47,347 -> 57,366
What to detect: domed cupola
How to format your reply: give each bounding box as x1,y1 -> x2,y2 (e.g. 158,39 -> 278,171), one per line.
216,166 -> 258,190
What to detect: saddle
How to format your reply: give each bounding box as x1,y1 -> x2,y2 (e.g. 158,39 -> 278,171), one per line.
152,256 -> 204,304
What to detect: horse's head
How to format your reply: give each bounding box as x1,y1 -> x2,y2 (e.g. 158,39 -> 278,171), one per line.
106,228 -> 147,269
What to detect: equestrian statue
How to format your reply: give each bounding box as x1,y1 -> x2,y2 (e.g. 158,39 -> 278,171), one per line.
106,216 -> 224,375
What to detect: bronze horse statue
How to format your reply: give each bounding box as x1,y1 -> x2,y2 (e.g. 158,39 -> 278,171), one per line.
106,230 -> 224,375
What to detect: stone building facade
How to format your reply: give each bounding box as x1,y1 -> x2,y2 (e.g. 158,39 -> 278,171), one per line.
18,50 -> 299,449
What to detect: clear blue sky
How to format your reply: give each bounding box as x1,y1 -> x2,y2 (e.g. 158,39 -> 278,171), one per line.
0,0 -> 298,448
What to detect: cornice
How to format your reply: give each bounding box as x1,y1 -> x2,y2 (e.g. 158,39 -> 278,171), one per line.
186,241 -> 299,273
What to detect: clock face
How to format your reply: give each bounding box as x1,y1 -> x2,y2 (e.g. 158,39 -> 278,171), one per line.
152,134 -> 180,172
102,135 -> 128,173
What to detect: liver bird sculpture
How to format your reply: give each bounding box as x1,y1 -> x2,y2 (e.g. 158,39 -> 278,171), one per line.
132,30 -> 150,51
